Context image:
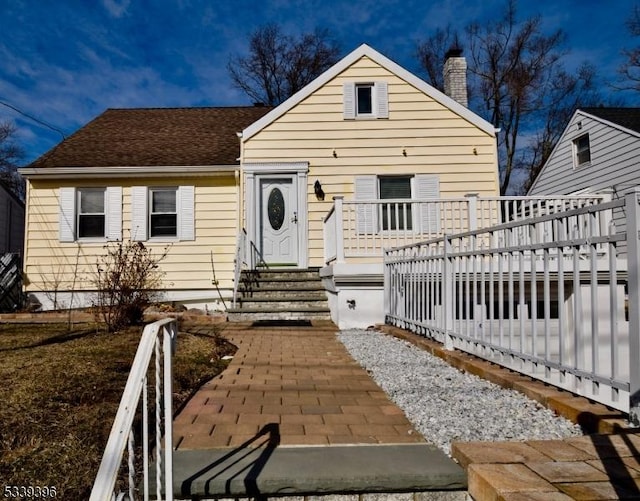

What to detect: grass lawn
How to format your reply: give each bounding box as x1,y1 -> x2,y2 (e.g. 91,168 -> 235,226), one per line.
0,320 -> 234,499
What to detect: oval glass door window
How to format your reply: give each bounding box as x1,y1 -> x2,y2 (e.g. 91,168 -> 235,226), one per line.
268,188 -> 285,230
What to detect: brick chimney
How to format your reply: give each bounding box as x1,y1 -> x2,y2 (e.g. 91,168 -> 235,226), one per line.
443,48 -> 468,108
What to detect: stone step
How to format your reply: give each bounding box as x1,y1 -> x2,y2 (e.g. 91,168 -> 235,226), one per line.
239,282 -> 325,292
241,268 -> 321,281
226,307 -> 332,322
232,268 -> 329,322
237,298 -> 329,310
152,444 -> 467,499
238,290 -> 328,300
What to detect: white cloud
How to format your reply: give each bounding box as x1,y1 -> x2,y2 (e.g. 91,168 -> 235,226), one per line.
102,0 -> 131,18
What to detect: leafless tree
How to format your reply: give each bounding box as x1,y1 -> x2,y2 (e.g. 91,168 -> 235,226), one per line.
416,25 -> 460,93
520,64 -> 598,193
228,24 -> 341,106
416,0 -> 600,194
0,120 -> 24,199
617,4 -> 640,92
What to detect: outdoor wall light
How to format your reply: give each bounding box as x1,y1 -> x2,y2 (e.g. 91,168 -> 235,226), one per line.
332,149 -> 337,158
347,299 -> 356,309
314,180 -> 325,201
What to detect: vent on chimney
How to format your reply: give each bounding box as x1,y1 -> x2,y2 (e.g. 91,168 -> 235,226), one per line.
443,48 -> 468,108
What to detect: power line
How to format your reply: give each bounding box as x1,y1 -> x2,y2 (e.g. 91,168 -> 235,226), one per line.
0,99 -> 66,140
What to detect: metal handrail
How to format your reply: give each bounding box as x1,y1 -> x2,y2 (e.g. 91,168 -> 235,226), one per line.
232,229 -> 269,308
90,318 -> 177,501
232,230 -> 247,308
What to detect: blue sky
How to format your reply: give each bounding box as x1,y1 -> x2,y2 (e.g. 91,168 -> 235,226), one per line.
1,0 -> 638,164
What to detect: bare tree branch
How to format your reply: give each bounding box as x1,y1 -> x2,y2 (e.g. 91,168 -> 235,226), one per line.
415,25 -> 460,92
0,120 -> 25,199
417,0 -> 596,194
228,24 -> 340,106
615,4 -> 640,92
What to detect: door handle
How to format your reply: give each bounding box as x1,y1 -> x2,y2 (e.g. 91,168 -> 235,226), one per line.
291,211 -> 298,224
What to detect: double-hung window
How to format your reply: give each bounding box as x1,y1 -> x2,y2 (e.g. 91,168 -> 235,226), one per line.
131,185 -> 194,242
149,188 -> 177,238
59,186 -> 122,242
379,176 -> 412,230
354,174 -> 440,234
77,188 -> 106,238
573,134 -> 591,167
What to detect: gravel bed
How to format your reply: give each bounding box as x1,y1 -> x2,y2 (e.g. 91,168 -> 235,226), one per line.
338,329 -> 583,456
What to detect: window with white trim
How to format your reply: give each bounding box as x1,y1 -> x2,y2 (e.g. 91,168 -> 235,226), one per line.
78,188 -> 106,238
379,176 -> 412,230
356,83 -> 374,116
343,81 -> 389,119
149,188 -> 177,237
573,134 -> 591,167
59,186 -> 122,242
354,174 -> 439,234
131,185 -> 195,242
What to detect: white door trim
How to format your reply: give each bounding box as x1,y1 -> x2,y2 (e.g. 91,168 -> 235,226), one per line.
244,162 -> 308,268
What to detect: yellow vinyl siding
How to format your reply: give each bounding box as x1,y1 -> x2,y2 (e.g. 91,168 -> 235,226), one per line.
242,55 -> 499,268
23,175 -> 238,296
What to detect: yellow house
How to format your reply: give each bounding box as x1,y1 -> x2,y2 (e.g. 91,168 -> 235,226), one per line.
19,107 -> 272,311
19,44 -> 498,323
238,44 -> 498,327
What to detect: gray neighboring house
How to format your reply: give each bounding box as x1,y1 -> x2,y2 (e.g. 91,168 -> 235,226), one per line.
0,180 -> 25,255
528,107 -> 640,247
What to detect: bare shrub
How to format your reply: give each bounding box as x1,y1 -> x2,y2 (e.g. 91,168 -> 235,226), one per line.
92,241 -> 170,332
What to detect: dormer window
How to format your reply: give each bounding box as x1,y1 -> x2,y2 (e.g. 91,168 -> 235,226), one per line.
343,82 -> 388,119
573,134 -> 591,167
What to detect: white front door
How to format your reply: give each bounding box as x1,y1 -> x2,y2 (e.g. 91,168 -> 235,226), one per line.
260,176 -> 299,265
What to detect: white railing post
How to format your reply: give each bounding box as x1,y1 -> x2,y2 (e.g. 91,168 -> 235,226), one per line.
163,322 -> 176,500
465,193 -> 479,232
383,248 -> 390,321
443,234 -> 454,350
334,196 -> 345,263
626,189 -> 640,425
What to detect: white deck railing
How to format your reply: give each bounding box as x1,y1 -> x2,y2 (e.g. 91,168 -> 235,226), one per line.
384,191 -> 640,420
324,194 -> 607,264
90,318 -> 177,501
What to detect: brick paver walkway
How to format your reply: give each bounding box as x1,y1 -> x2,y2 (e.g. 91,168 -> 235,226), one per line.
173,322 -> 425,450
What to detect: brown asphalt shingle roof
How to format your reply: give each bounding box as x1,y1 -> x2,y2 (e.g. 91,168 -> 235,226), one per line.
29,106 -> 273,168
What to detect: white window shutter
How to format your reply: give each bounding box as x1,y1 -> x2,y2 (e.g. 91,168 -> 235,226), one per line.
343,82 -> 356,119
354,176 -> 378,234
375,81 -> 389,118
59,187 -> 76,242
105,187 -> 122,241
131,186 -> 148,241
414,175 -> 440,234
179,185 -> 195,241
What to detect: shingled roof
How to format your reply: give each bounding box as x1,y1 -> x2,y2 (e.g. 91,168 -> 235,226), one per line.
582,107 -> 640,134
29,106 -> 273,168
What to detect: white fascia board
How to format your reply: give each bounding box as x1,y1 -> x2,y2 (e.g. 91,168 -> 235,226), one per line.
242,161 -> 309,173
19,164 -> 239,180
241,43 -> 497,141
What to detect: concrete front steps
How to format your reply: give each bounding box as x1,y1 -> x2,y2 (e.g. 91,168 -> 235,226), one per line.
155,444 -> 468,500
227,268 -> 331,322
